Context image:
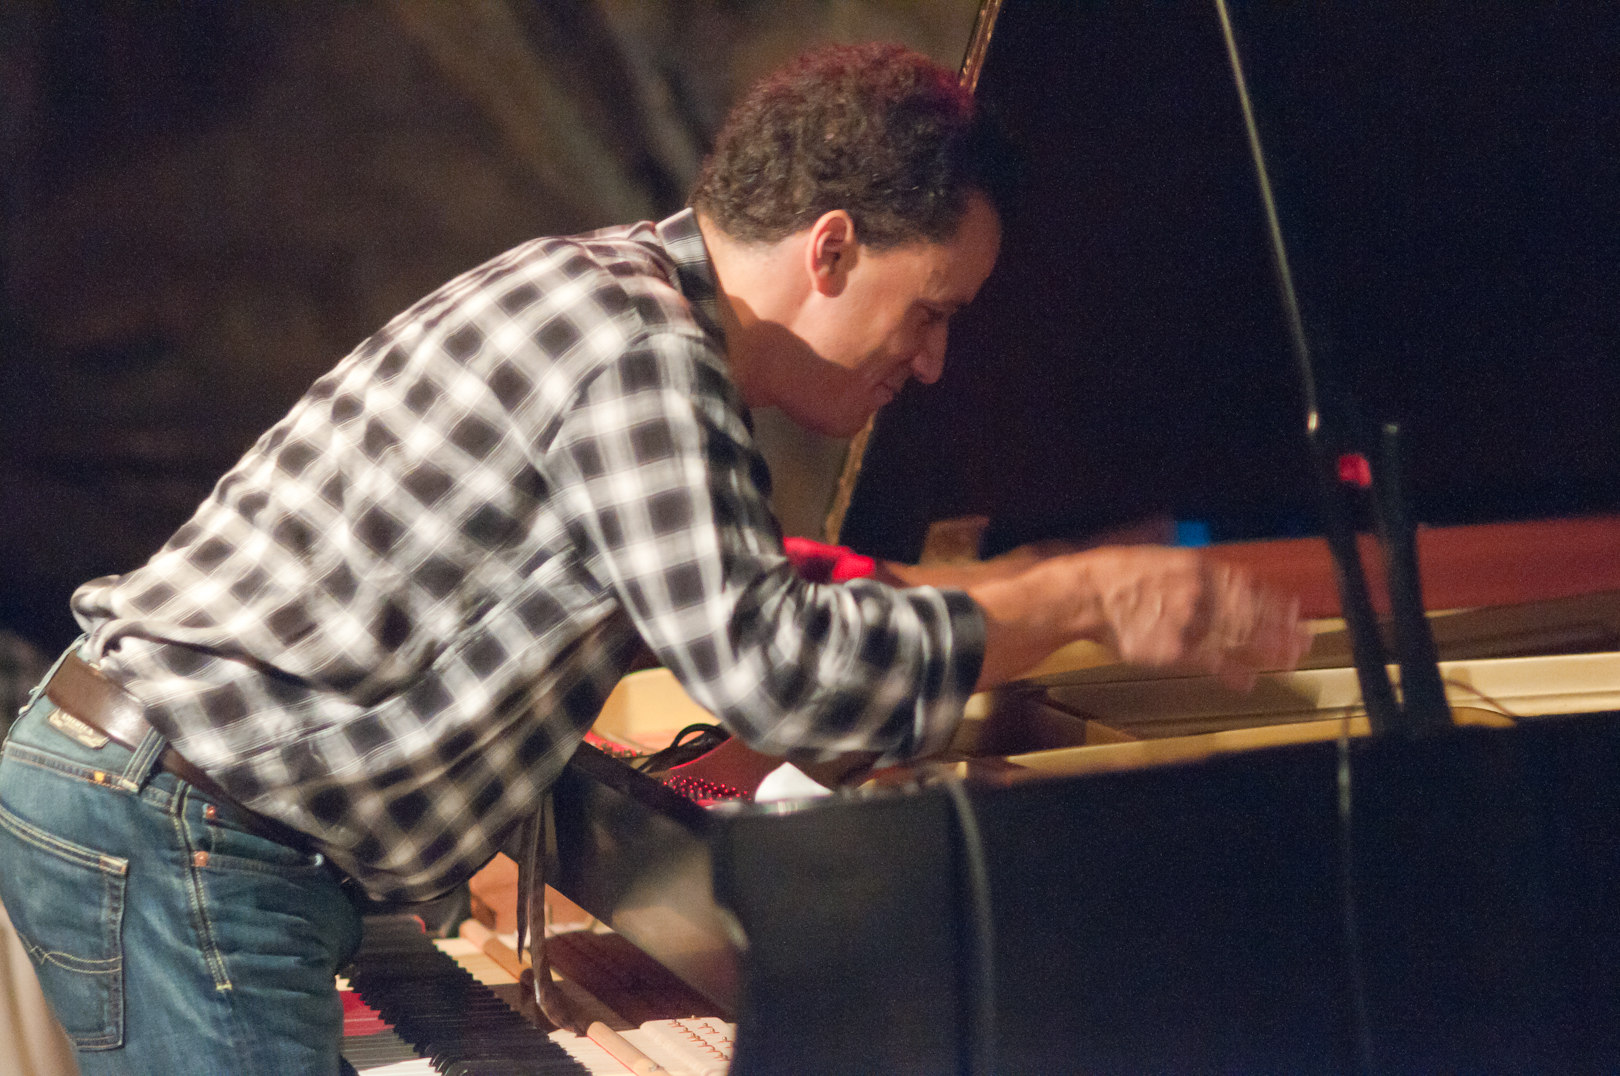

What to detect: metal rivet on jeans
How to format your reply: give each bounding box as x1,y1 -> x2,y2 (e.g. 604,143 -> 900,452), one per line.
193,851 -> 209,868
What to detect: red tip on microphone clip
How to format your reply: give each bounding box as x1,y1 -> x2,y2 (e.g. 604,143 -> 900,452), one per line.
1337,452 -> 1373,489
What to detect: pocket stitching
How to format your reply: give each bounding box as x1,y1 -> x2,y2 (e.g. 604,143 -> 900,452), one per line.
15,927 -> 122,974
1,743 -> 140,797
0,802 -> 126,1049
196,849 -> 330,878
0,800 -> 129,877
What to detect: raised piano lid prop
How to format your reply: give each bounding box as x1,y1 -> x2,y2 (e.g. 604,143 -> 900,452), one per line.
553,1 -> 1620,1072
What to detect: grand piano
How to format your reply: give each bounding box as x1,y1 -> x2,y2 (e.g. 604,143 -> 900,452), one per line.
547,2 -> 1620,1073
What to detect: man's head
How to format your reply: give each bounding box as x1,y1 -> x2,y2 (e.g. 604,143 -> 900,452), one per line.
691,42 -> 1011,250
694,44 -> 1011,437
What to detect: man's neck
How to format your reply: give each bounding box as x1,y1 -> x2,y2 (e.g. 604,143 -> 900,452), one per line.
695,213 -> 811,411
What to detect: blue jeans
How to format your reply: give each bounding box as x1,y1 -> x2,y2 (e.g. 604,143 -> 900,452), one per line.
0,646 -> 363,1076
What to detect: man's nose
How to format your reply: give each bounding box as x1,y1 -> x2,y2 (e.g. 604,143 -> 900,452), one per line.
909,329 -> 947,385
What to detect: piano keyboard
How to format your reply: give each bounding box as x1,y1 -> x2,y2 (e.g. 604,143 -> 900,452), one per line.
343,915 -> 589,1074
341,915 -> 736,1075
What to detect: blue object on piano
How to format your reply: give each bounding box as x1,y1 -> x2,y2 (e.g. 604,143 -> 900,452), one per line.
1174,520 -> 1212,548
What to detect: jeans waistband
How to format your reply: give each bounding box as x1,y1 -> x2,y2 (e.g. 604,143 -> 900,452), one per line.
42,653 -> 319,857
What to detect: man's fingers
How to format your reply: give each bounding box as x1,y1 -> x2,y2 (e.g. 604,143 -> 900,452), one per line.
1096,548 -> 1309,685
1189,568 -> 1306,680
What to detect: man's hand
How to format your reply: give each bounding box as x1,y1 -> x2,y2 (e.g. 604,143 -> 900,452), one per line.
1083,547 -> 1308,690
967,545 -> 1311,691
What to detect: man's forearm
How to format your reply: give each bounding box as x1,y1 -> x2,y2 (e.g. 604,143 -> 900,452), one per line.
966,555 -> 1104,689
964,546 -> 1310,693
876,540 -> 1072,589
876,518 -> 1179,591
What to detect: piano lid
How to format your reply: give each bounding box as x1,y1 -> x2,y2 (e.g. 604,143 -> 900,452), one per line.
836,0 -> 1620,564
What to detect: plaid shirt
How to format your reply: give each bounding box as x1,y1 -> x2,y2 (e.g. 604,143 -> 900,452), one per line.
71,210 -> 985,901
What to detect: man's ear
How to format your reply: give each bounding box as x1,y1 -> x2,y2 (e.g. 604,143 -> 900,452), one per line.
805,209 -> 857,297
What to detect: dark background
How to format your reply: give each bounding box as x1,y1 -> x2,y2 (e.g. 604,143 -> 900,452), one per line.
842,0 -> 1620,562
0,0 -> 977,653
7,1 -> 1619,653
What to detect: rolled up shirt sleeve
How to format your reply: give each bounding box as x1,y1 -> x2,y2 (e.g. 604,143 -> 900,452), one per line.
546,332 -> 985,763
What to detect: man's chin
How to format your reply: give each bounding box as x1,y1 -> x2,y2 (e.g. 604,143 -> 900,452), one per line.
821,409 -> 876,439
779,402 -> 874,439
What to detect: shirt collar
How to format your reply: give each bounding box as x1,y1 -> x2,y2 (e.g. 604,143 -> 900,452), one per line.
655,207 -> 724,345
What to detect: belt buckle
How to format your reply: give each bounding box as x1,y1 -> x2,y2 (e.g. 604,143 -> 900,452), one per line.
47,707 -> 111,750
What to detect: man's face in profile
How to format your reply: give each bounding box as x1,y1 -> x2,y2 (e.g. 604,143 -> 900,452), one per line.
782,193 -> 1001,438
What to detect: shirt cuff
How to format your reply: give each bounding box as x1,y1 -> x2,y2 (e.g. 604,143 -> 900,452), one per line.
909,587 -> 987,759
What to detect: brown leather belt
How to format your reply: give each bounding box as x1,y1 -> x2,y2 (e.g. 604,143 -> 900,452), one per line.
43,652 -> 318,855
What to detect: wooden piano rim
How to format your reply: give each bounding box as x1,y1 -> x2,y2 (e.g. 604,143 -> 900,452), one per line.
1204,512 -> 1620,620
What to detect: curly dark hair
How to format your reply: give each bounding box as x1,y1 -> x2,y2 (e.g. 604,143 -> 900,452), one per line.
690,42 -> 1014,249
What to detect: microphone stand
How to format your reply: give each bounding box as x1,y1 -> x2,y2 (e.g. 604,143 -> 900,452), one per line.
1213,0 -> 1449,736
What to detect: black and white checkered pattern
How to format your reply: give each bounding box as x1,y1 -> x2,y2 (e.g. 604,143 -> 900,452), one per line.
70,210 -> 984,901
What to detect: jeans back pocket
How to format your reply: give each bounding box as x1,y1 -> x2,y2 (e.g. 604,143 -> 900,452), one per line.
0,801 -> 127,1049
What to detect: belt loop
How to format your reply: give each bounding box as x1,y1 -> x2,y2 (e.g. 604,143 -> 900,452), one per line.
23,635 -> 89,716
121,726 -> 168,791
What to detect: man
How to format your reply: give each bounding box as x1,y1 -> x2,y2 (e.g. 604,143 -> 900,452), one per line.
0,43 -> 1306,1075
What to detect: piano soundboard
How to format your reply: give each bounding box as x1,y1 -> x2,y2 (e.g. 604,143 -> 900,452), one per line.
340,915 -> 737,1075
